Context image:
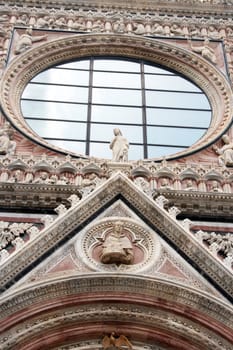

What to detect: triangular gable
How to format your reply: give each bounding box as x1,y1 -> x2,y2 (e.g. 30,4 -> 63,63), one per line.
10,199 -> 221,300
0,172 -> 232,302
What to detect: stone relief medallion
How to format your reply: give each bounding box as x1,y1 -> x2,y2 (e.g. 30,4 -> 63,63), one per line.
75,217 -> 161,272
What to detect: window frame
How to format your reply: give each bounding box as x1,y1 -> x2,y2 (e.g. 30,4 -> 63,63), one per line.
1,32 -> 232,160
21,56 -> 212,160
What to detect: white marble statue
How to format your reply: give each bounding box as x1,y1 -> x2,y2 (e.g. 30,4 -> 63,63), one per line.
0,122 -> 16,155
14,28 -> 47,55
110,128 -> 129,162
213,134 -> 233,166
189,38 -> 217,64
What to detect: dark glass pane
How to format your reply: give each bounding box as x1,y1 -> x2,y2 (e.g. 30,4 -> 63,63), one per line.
147,126 -> 204,146
92,88 -> 142,106
58,60 -> 90,69
91,124 -> 143,143
23,84 -> 88,103
144,65 -> 174,74
21,100 -> 88,121
32,68 -> 89,86
94,59 -> 140,72
26,119 -> 87,140
49,140 -> 86,154
145,74 -> 201,92
91,105 -> 142,123
147,108 -> 211,128
93,71 -> 141,88
148,145 -> 185,158
146,90 -> 210,109
89,142 -> 143,160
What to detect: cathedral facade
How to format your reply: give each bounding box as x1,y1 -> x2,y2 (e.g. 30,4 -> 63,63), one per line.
0,1 -> 233,349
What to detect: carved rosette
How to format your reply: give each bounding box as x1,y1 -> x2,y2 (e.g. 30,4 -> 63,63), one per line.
75,217 -> 161,272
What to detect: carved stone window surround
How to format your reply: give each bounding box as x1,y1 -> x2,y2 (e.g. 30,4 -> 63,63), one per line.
0,33 -> 232,161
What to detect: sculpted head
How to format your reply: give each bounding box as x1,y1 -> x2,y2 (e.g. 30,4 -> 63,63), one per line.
113,128 -> 122,136
26,27 -> 33,35
222,134 -> 230,144
113,221 -> 124,235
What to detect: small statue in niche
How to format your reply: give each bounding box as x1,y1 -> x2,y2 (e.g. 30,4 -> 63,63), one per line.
184,179 -> 196,191
100,221 -> 134,265
57,175 -> 70,185
52,17 -> 67,29
36,16 -> 53,29
210,180 -> 222,192
0,122 -> 16,155
9,170 -> 22,183
151,23 -> 164,35
91,20 -> 105,33
170,24 -> 183,36
33,172 -> 49,184
213,134 -> 233,166
133,22 -> 145,35
15,14 -> 29,26
188,26 -> 201,38
47,174 -> 58,184
110,128 -> 129,162
69,18 -> 86,31
160,178 -> 173,190
189,38 -> 217,64
102,332 -> 133,350
207,25 -> 220,40
113,18 -> 125,33
14,28 -> 47,55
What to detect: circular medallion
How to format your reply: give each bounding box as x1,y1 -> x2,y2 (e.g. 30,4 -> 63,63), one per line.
75,217 -> 161,272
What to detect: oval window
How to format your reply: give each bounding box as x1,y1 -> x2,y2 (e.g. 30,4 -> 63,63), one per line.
21,57 -> 211,160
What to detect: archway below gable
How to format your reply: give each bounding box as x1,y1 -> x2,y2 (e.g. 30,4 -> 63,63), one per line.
0,275 -> 232,350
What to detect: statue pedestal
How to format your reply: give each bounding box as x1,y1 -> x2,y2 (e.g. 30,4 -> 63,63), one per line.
107,162 -> 132,176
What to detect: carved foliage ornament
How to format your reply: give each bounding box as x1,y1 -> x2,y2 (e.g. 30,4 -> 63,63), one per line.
0,34 -> 232,160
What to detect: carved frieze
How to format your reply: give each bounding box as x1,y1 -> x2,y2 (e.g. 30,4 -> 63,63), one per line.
0,154 -> 233,222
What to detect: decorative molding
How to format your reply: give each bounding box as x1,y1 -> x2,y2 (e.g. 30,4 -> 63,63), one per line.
52,341 -> 167,350
1,1 -> 233,15
0,275 -> 232,349
1,0 -> 233,83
